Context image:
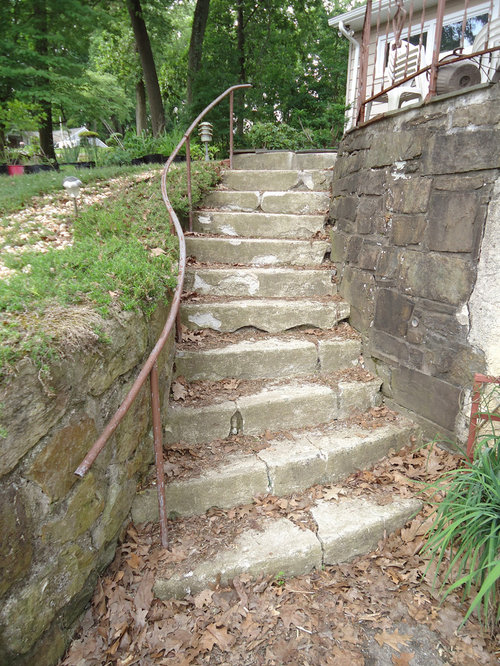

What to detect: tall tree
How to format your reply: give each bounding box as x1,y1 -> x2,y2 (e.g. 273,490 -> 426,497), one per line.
187,0 -> 211,106
126,0 -> 165,136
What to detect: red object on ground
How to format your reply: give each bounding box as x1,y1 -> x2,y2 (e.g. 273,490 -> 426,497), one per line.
8,165 -> 24,175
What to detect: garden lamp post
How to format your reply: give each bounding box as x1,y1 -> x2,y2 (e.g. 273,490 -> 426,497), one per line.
198,121 -> 213,161
63,176 -> 83,217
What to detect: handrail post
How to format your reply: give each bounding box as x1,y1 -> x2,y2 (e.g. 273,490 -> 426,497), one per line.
150,362 -> 168,548
356,0 -> 372,124
229,90 -> 234,169
428,0 -> 446,99
186,136 -> 193,232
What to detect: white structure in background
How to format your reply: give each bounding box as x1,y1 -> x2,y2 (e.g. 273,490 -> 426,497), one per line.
55,126 -> 107,149
329,0 -> 500,132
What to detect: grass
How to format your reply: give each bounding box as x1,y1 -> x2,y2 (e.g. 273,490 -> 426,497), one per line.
0,161 -> 221,378
421,384 -> 500,634
0,164 -> 152,217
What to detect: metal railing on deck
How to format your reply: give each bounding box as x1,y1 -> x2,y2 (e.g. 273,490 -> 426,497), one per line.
354,0 -> 500,127
74,84 -> 251,548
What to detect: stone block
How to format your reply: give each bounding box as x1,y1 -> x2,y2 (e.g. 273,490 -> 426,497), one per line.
337,378 -> 382,418
388,178 -> 431,214
391,366 -> 462,432
339,266 -> 376,333
233,152 -> 294,170
261,191 -> 330,215
113,381 -> 150,463
313,497 -> 421,565
92,473 -> 137,549
41,472 -> 104,544
175,338 -> 318,382
366,132 -> 423,168
25,416 -> 97,502
357,242 -> 381,271
318,338 -> 361,373
333,195 -> 358,222
374,289 -> 414,337
375,247 -> 401,280
154,518 -> 322,599
236,383 -> 338,435
356,196 -> 383,234
357,169 -> 386,195
452,99 -> 500,128
165,399 -> 237,445
330,232 -> 347,263
0,360 -> 69,477
293,152 -> 337,170
185,237 -> 330,267
223,170 -> 299,191
88,310 -> 148,395
370,329 -> 424,368
0,544 -> 94,654
433,174 -> 489,192
426,190 -> 478,253
346,235 -> 363,263
423,129 -> 500,175
194,211 -> 325,239
399,250 -> 474,305
0,487 -> 32,597
202,190 -> 260,211
392,214 -> 426,246
258,439 -> 327,495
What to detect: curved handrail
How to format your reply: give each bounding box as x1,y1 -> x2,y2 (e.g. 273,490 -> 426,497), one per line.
74,84 -> 251,548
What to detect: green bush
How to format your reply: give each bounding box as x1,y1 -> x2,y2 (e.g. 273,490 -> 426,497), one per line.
421,384 -> 500,634
243,122 -> 308,151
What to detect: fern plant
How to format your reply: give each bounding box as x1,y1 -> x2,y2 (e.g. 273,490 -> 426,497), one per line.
421,383 -> 500,634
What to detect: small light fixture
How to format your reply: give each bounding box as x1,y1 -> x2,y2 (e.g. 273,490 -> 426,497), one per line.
198,121 -> 213,161
63,176 -> 83,216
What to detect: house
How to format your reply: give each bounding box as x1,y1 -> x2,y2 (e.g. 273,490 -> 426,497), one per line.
329,0 -> 500,130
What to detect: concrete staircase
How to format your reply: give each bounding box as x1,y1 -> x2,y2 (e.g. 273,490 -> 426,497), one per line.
132,151 -> 421,598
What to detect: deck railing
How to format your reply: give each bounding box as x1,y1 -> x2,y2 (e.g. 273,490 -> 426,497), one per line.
355,0 -> 500,126
74,84 -> 251,548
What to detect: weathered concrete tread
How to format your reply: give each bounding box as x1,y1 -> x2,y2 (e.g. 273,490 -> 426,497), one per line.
174,335 -> 361,380
193,210 -> 327,238
132,419 -> 418,523
164,377 -> 382,444
153,494 -> 421,599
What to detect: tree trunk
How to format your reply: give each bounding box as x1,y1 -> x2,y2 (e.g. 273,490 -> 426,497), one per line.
135,79 -> 147,135
34,1 -> 57,163
187,0 -> 211,106
126,0 -> 165,137
236,0 -> 246,136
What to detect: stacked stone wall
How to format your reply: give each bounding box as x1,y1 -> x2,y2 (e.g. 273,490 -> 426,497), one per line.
0,305 -> 175,666
330,83 -> 500,439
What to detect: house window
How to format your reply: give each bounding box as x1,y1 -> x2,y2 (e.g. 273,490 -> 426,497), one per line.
440,13 -> 489,52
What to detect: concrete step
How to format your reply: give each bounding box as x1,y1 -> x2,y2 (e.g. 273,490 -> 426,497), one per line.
184,267 -> 336,298
174,335 -> 361,381
180,298 -> 350,334
233,151 -> 337,171
203,190 -> 330,215
164,377 -> 382,445
222,169 -> 332,192
152,494 -> 421,599
185,237 -> 330,266
193,211 -> 326,238
132,419 -> 417,522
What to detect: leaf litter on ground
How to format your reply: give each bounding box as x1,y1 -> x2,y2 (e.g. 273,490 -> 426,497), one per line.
60,442 -> 499,666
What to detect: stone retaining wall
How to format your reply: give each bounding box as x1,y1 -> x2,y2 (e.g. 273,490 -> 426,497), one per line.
330,83 -> 500,439
0,305 -> 175,666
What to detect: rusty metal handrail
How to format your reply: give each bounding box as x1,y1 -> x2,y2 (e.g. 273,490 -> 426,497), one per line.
74,84 -> 251,548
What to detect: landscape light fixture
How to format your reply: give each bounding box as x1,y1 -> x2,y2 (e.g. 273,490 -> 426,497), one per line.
198,121 -> 213,161
63,176 -> 83,217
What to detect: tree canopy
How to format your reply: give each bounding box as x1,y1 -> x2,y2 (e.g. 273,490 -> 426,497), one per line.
0,0 -> 350,156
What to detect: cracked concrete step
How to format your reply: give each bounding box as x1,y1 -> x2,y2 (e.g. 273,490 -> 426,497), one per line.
222,169 -> 332,192
193,211 -> 326,238
132,419 -> 417,522
233,151 -> 337,171
185,237 -> 330,266
184,267 -> 336,298
153,495 -> 421,599
164,378 -> 382,445
203,190 -> 330,215
180,298 -> 350,334
174,336 -> 361,381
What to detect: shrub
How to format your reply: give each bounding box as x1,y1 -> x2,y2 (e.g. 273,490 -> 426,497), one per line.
421,383 -> 500,634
